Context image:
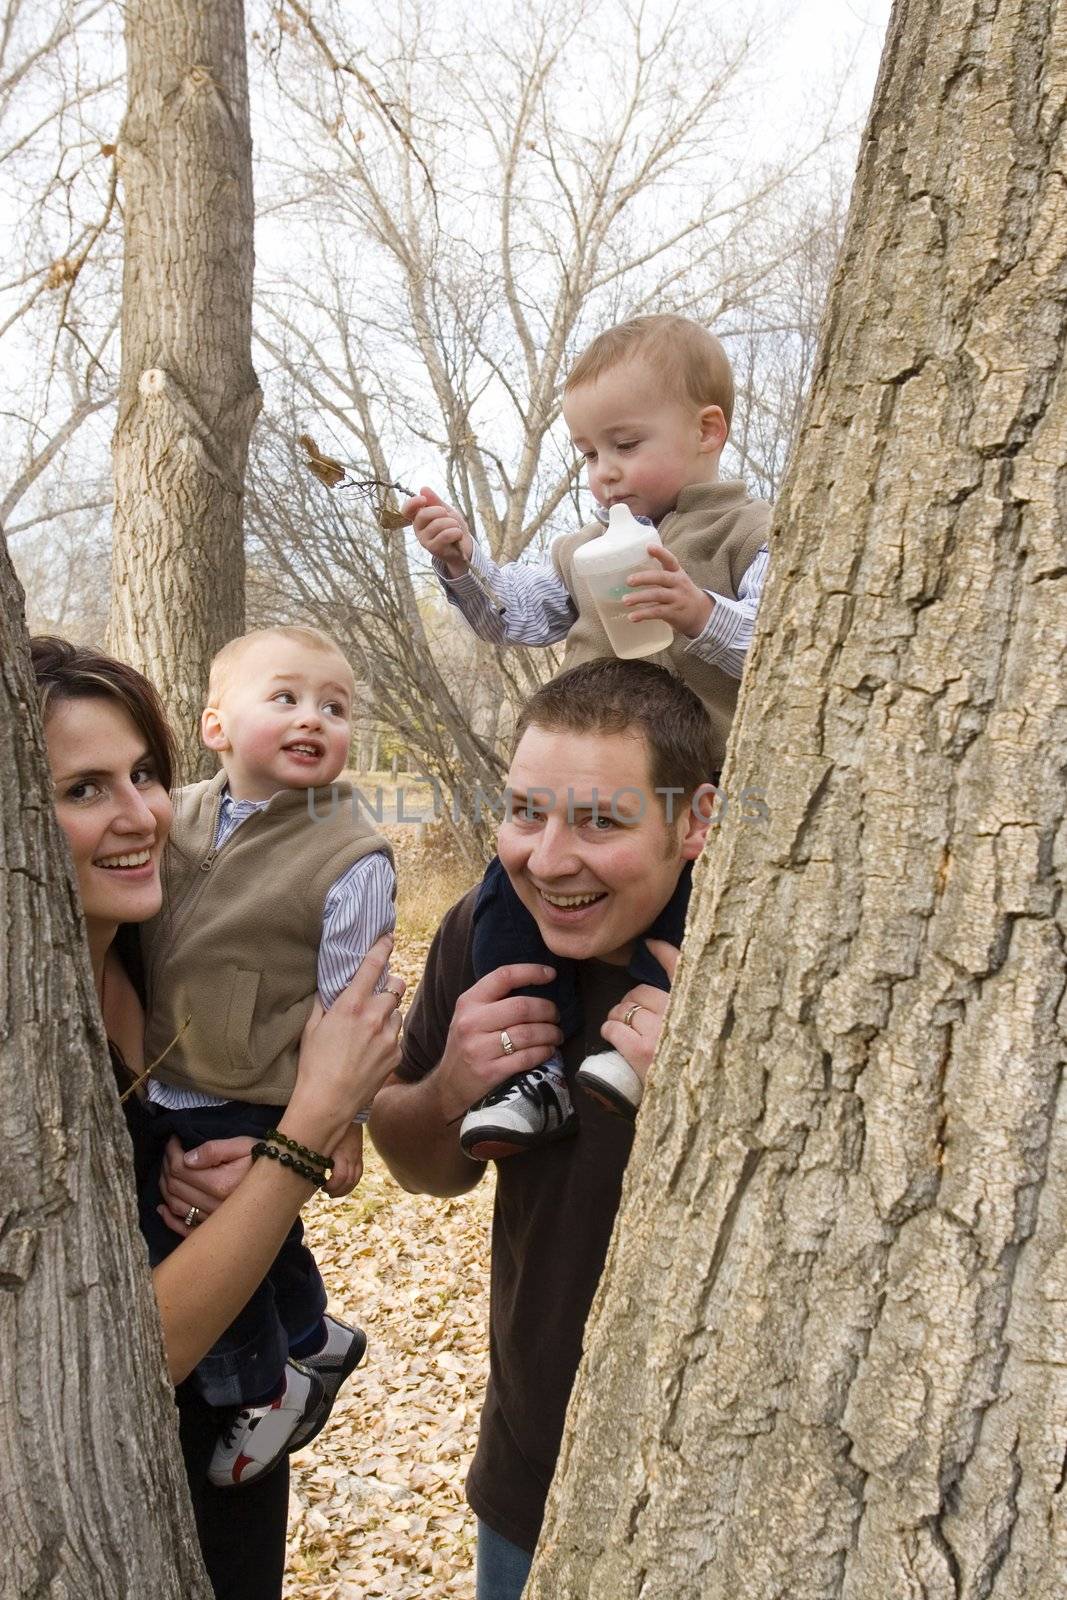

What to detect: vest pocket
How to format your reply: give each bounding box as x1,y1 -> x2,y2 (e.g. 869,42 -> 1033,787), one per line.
223,967 -> 263,1087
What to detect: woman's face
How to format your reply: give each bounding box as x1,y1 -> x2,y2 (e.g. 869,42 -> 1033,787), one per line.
45,695 -> 173,934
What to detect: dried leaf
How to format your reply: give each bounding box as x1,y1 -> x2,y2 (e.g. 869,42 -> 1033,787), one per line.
298,433 -> 347,489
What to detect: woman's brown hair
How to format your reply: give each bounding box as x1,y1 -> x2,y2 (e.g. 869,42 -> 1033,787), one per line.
30,636 -> 178,794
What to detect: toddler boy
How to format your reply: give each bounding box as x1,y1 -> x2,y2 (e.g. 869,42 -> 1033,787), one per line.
403,315 -> 769,1159
140,625 -> 396,1487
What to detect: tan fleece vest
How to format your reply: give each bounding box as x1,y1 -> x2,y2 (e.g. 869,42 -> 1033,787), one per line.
142,771 -> 393,1104
552,480 -> 770,769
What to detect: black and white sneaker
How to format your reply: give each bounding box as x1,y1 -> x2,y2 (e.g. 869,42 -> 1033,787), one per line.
575,1049 -> 643,1120
460,1065 -> 578,1161
288,1315 -> 368,1451
208,1359 -> 324,1488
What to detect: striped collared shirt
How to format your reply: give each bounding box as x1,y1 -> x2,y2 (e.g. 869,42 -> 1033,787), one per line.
434,506 -> 768,680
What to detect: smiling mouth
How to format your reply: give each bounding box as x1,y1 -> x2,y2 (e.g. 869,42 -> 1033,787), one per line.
94,848 -> 152,869
284,742 -> 324,758
537,888 -> 606,909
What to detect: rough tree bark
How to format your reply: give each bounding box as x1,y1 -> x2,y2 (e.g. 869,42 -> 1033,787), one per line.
110,0 -> 261,775
528,2 -> 1067,1597
0,543 -> 211,1596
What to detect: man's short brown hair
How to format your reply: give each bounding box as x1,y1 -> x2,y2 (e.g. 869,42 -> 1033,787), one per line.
565,314 -> 734,429
513,659 -> 716,802
207,625 -> 354,706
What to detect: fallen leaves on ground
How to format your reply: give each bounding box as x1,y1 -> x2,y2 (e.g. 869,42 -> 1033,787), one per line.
286,829 -> 492,1599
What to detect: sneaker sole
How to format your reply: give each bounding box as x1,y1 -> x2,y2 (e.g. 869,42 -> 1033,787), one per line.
575,1073 -> 639,1122
463,1113 -> 579,1162
289,1329 -> 368,1451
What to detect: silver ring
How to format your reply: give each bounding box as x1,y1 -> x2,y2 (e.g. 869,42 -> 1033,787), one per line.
500,1029 -> 516,1056
184,1205 -> 203,1228
622,1003 -> 646,1029
385,984 -> 403,1011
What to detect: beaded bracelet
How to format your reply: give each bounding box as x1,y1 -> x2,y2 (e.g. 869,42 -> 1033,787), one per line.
263,1127 -> 331,1172
251,1140 -> 330,1188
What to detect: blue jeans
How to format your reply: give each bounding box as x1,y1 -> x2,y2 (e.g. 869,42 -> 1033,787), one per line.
476,1520 -> 532,1600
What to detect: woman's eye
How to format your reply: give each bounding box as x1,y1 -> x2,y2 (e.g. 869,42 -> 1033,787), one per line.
66,780 -> 100,802
132,765 -> 156,787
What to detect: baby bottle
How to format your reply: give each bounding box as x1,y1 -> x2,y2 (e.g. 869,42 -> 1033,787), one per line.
572,503 -> 675,659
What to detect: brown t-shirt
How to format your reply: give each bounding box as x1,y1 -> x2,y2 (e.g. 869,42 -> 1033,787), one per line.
396,888 -> 637,1553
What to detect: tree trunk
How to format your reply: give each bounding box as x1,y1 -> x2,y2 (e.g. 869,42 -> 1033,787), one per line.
110,0 -> 261,776
528,2 -> 1067,1596
0,542 -> 211,1596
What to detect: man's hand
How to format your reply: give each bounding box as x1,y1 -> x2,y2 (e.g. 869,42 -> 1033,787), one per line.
598,939 -> 681,1090
157,1134 -> 256,1237
324,1123 -> 364,1198
624,546 -> 713,639
434,962 -> 562,1123
402,486 -> 474,578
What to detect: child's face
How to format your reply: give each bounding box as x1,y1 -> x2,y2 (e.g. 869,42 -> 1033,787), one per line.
562,358 -> 726,523
203,637 -> 354,801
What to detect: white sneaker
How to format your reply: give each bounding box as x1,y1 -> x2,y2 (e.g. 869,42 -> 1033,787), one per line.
575,1049 -> 644,1120
460,1063 -> 578,1161
208,1359 -> 324,1488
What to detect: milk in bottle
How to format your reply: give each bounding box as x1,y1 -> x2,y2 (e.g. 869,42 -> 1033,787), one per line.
572,502 -> 674,659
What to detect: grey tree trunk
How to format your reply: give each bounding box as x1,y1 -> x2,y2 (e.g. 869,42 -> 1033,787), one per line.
110,0 -> 261,776
528,2 -> 1067,1596
0,542 -> 211,1597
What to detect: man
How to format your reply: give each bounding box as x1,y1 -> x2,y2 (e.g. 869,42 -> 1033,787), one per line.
370,658 -> 716,1600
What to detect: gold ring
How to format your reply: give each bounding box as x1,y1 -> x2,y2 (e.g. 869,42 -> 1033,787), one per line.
500,1029 -> 516,1055
622,1003 -> 645,1029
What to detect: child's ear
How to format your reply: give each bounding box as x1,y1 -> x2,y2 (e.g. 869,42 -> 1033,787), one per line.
698,404 -> 728,455
201,705 -> 230,753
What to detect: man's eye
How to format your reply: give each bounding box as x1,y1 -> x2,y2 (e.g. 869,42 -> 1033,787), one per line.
587,814 -> 615,830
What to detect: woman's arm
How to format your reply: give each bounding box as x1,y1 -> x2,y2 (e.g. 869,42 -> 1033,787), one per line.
147,935 -> 403,1383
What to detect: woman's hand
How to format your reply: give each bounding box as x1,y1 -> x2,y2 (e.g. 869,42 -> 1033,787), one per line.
283,934 -> 405,1155
157,1134 -> 256,1237
598,939 -> 680,1088
323,1123 -> 364,1198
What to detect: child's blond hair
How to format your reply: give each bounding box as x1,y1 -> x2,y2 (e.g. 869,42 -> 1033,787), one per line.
565,314 -> 734,427
207,625 -> 354,705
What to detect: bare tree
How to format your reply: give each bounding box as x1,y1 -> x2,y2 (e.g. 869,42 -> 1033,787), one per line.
0,537 -> 211,1597
527,1 -> 1067,1595
247,0 -> 842,845
109,0 -> 261,774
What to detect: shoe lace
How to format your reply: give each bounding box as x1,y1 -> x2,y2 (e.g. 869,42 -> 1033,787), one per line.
479,1068 -> 562,1113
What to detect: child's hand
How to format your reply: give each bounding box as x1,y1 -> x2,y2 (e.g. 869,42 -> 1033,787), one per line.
323,1123 -> 364,1198
624,545 -> 713,639
402,486 -> 474,577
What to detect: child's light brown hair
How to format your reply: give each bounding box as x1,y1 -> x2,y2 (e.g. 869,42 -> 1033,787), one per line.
565,314 -> 734,428
207,625 -> 354,706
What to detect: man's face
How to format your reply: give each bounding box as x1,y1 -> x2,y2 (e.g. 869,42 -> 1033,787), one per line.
203,636 -> 354,802
497,724 -> 707,966
562,358 -> 725,524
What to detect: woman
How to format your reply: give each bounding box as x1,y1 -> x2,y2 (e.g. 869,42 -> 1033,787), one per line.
33,636 -> 404,1598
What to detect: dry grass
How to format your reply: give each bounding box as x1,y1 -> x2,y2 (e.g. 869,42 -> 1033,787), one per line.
286,811 -> 487,1599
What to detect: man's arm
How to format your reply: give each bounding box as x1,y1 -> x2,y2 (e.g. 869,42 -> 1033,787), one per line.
369,1070 -> 482,1198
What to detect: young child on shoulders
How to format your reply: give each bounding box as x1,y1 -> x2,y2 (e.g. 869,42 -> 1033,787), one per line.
140,624 -> 400,1487
403,312 -> 770,774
